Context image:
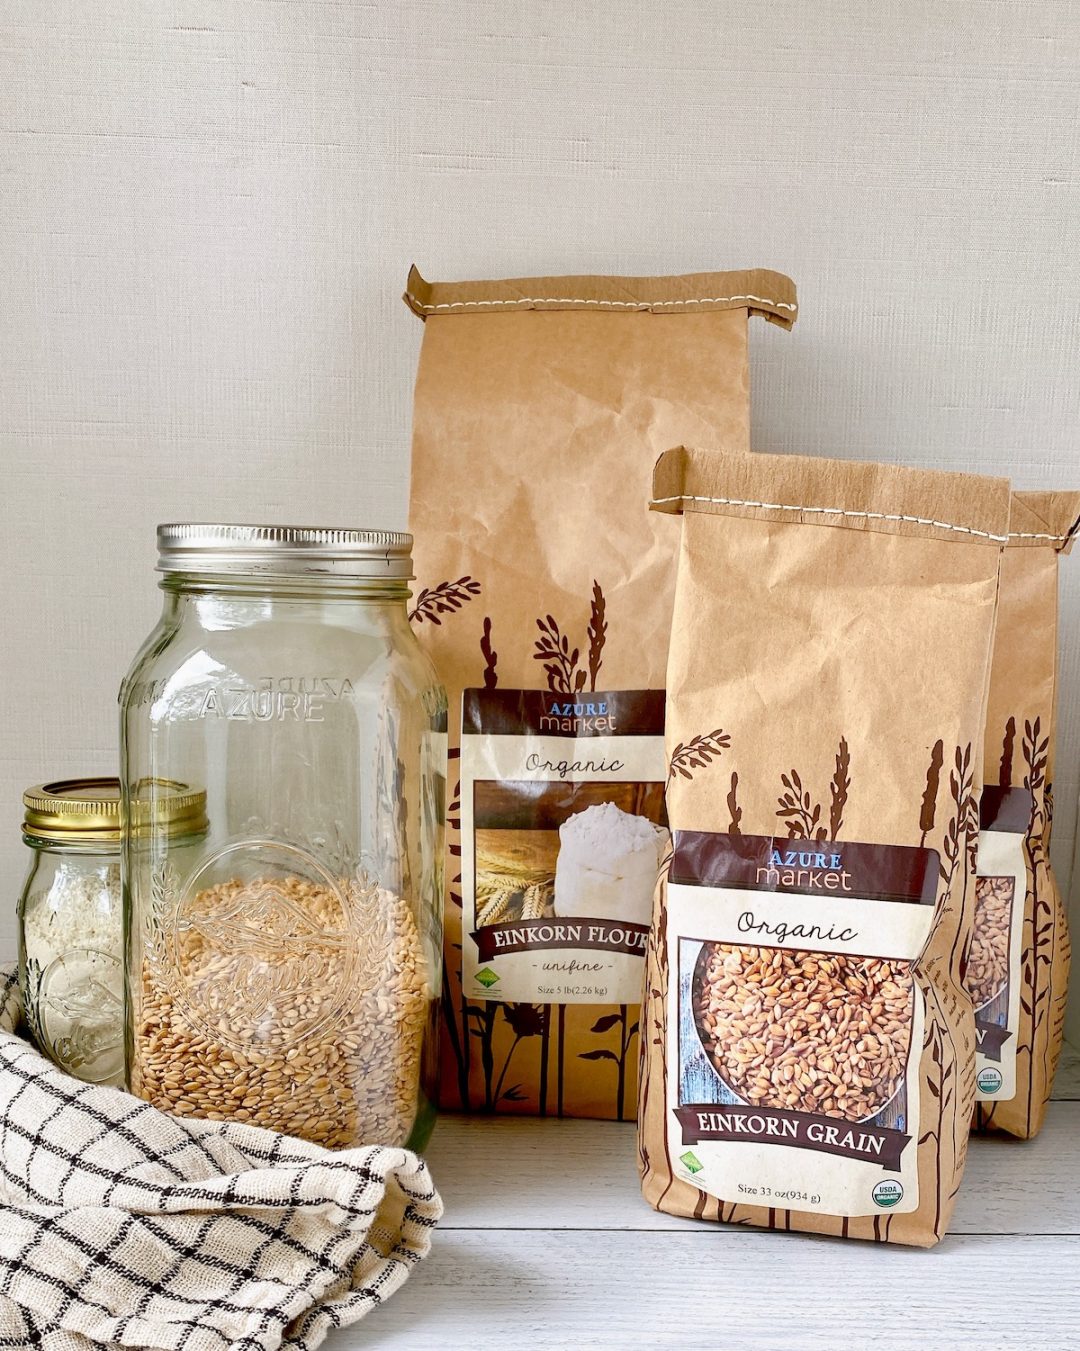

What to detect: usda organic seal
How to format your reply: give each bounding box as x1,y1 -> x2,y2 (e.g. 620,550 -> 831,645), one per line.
872,1179 -> 904,1209
977,1066 -> 1003,1094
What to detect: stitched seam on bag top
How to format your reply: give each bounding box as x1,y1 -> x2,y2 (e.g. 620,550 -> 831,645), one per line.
1008,530 -> 1072,542
405,291 -> 798,313
650,493 -> 1009,542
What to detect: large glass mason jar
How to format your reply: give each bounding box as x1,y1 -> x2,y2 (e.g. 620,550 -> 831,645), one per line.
120,525 -> 446,1150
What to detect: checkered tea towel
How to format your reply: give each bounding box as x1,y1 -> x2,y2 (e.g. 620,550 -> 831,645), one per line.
0,968 -> 442,1351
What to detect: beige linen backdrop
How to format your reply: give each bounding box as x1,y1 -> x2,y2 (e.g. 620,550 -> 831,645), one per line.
0,2 -> 1078,1039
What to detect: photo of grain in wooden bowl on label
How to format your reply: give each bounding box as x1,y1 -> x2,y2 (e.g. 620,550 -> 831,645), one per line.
685,941 -> 915,1127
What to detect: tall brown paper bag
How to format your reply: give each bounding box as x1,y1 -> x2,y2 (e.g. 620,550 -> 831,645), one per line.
405,267 -> 797,1117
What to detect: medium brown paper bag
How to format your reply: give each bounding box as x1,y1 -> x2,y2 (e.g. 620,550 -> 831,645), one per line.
405,266 -> 797,1118
639,445 -> 1009,1246
971,490 -> 1080,1138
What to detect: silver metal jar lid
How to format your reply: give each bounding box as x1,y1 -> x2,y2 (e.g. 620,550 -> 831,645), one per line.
156,524 -> 414,579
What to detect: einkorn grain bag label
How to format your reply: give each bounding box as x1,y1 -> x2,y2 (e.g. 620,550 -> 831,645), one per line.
638,446 -> 1010,1247
969,788 -> 1030,1102
667,833 -> 936,1217
461,689 -> 666,1008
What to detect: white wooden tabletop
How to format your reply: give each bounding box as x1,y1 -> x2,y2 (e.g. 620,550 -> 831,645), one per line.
336,1046 -> 1080,1351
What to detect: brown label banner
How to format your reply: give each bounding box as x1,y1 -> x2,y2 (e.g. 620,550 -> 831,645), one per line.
463,687 -> 665,738
975,1017 -> 1012,1062
979,785 -> 1034,834
674,1103 -> 911,1170
473,917 -> 650,961
670,831 -> 939,905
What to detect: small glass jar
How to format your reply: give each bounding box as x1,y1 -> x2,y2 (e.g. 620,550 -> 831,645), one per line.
120,524 -> 446,1150
17,777 -> 205,1084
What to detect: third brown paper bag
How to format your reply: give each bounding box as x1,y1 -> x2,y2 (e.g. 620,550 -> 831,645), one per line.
970,490 -> 1080,1138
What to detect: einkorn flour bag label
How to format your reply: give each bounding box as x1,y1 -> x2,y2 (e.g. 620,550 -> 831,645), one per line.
405,267 -> 797,1118
461,690 -> 666,1007
638,446 -> 1009,1246
971,490 -> 1080,1137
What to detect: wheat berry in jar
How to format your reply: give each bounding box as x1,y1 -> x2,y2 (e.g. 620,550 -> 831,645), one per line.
120,525 -> 447,1149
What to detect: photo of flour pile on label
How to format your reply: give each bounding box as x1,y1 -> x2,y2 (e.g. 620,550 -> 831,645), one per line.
554,801 -> 668,926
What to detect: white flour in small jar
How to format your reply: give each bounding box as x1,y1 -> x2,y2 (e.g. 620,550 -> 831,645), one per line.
553,802 -> 668,925
23,862 -> 122,959
21,861 -> 124,1084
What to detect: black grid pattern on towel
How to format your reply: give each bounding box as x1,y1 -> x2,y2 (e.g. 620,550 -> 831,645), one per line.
0,969 -> 441,1351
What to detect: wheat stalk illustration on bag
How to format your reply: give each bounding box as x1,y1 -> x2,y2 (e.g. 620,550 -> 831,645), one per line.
726,772 -> 743,834
532,581 -> 608,693
408,576 -> 482,625
919,741 -> 974,1241
828,739 -> 851,839
919,740 -> 945,848
579,1007 -> 639,1122
999,715 -> 1016,787
480,616 -> 499,689
439,756 -> 475,1109
1021,716 -> 1052,1131
774,738 -> 851,840
668,730 -> 731,781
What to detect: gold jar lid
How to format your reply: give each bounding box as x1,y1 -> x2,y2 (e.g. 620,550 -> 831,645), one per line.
23,777 -> 208,844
